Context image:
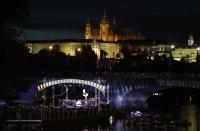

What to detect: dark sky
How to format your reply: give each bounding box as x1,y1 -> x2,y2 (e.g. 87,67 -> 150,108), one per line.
21,0 -> 200,44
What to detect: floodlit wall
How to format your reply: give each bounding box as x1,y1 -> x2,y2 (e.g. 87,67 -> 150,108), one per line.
172,48 -> 198,63
26,41 -> 122,59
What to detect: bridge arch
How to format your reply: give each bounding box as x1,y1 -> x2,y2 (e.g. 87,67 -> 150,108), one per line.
37,79 -> 107,94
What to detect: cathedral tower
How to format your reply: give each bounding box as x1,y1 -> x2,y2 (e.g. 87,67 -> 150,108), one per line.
113,16 -> 116,28
188,34 -> 194,46
100,11 -> 110,41
85,19 -> 92,39
85,11 -> 146,42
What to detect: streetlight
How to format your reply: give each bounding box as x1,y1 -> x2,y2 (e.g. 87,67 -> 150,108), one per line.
171,45 -> 175,49
49,46 -> 53,50
169,45 -> 175,75
77,48 -> 81,52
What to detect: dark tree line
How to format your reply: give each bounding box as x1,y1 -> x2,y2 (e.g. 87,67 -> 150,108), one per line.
26,45 -> 98,77
0,0 -> 98,102
0,0 -> 31,103
112,47 -> 200,73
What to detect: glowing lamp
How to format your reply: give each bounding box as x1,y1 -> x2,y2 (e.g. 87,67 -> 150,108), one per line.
49,46 -> 53,50
171,45 -> 175,49
77,48 -> 81,52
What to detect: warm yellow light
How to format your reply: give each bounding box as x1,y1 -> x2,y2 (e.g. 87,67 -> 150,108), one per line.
171,45 -> 175,49
49,46 -> 53,50
77,48 -> 81,52
37,79 -> 106,94
153,93 -> 159,96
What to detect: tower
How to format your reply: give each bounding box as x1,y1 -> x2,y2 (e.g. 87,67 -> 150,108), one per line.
85,19 -> 92,39
113,16 -> 116,28
188,35 -> 194,46
100,11 -> 110,41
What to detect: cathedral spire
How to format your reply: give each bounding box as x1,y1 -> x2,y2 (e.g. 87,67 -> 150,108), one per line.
85,18 -> 91,39
113,16 -> 116,28
86,18 -> 90,24
102,10 -> 109,23
103,10 -> 107,21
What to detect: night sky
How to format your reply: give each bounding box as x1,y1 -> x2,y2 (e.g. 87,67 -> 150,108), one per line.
21,0 -> 200,44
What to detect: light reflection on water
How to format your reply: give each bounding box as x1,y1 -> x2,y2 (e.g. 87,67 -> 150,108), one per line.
43,105 -> 199,131
177,104 -> 200,131
2,105 -> 200,131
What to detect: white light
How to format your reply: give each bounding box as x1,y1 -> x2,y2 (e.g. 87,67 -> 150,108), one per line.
108,116 -> 114,125
37,85 -> 40,90
102,86 -> 106,91
49,46 -> 53,50
134,111 -> 143,117
83,89 -> 88,97
153,93 -> 159,95
90,82 -> 94,86
171,45 -> 175,49
76,100 -> 82,107
99,85 -> 102,89
37,79 -> 106,94
77,48 -> 81,52
96,84 -> 100,89
197,48 -> 200,51
83,89 -> 86,94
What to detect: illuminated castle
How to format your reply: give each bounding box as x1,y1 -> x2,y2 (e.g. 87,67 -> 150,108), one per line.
85,11 -> 146,42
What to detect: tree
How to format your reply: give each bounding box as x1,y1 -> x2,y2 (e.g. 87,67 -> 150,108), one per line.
75,45 -> 97,71
121,47 -> 131,60
52,44 -> 60,53
0,0 -> 29,24
33,46 -> 68,75
196,55 -> 200,63
0,0 -> 31,103
100,50 -> 108,59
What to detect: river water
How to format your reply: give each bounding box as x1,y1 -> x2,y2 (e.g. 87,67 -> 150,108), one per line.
2,104 -> 200,131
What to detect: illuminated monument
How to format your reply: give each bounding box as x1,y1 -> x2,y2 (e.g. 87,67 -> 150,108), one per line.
85,11 -> 146,42
172,35 -> 199,63
25,12 -> 171,60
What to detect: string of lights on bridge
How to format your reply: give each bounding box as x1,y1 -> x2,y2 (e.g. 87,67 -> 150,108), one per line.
37,79 -> 107,94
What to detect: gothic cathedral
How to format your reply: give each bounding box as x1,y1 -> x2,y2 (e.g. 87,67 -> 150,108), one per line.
85,11 -> 146,42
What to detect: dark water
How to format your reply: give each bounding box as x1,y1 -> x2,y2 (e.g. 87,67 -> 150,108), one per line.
2,104 -> 200,131
176,104 -> 200,131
